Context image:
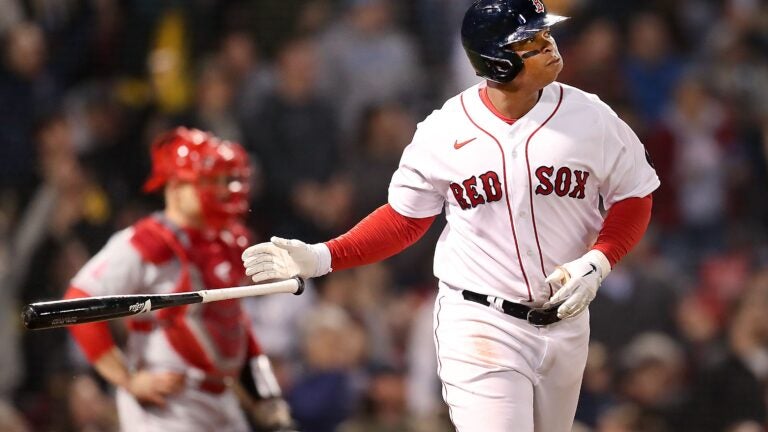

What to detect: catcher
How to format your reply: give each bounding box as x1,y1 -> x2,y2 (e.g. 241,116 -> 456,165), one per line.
63,127 -> 294,431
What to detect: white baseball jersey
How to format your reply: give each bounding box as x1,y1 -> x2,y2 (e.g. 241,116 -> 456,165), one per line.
389,81 -> 660,306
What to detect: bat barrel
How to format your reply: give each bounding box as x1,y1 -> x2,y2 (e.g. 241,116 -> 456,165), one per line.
21,304 -> 44,330
22,278 -> 303,330
22,293 -> 202,330
23,296 -> 147,330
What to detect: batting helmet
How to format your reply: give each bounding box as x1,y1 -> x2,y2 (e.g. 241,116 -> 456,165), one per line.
144,127 -> 252,228
461,0 -> 568,83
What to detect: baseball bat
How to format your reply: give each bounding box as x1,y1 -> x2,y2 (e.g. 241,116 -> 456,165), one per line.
22,277 -> 305,330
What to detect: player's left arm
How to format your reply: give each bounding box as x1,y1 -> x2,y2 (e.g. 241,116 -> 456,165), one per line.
545,104 -> 660,319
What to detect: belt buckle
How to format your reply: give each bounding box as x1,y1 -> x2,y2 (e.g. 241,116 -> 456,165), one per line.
526,307 -> 556,327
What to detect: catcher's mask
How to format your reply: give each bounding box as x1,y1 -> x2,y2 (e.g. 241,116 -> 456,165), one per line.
144,127 -> 252,229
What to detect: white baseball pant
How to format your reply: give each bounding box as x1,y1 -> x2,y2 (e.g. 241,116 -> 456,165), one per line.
433,286 -> 590,432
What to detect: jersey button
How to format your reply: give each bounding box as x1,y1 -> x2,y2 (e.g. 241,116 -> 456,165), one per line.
511,150 -> 518,158
527,250 -> 535,257
519,210 -> 528,218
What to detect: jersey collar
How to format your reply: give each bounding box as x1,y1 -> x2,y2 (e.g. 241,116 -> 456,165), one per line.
463,82 -> 560,139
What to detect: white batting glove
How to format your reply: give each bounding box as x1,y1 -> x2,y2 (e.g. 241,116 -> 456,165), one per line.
544,250 -> 611,320
242,237 -> 332,283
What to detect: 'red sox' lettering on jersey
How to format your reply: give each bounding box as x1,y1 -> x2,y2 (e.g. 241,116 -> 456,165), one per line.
389,81 -> 659,304
450,171 -> 503,209
534,166 -> 590,199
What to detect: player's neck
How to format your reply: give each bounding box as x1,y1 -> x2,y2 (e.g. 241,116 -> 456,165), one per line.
485,82 -> 542,119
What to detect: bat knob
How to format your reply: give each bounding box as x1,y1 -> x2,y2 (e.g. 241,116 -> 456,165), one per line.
21,305 -> 38,330
293,278 -> 306,296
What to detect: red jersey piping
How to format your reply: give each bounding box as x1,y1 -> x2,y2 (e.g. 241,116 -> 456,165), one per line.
525,84 -> 564,297
460,92 -> 533,302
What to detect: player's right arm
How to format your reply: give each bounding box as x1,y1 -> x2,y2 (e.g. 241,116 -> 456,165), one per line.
65,226 -> 185,405
243,204 -> 436,282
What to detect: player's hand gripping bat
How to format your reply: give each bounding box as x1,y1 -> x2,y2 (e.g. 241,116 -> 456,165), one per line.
22,277 -> 305,330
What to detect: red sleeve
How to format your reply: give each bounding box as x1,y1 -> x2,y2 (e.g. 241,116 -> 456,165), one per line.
325,204 -> 436,272
592,195 -> 653,267
64,286 -> 116,363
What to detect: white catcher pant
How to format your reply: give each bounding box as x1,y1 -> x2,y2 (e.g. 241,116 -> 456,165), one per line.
433,286 -> 590,432
116,385 -> 249,432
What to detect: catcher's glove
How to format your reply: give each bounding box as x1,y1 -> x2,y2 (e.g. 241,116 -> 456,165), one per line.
249,397 -> 297,432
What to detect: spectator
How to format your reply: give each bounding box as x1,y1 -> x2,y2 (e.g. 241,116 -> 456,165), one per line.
575,342 -> 618,428
615,333 -> 687,431
347,102 -> 416,220
245,36 -> 343,240
405,290 -> 444,426
287,285 -> 367,432
596,403 -> 669,432
683,281 -> 768,431
338,365 -> 417,432
217,30 -> 274,125
558,17 -> 626,106
622,11 -> 684,123
0,22 -> 60,197
175,58 -> 243,142
589,239 -> 680,352
315,0 -> 422,139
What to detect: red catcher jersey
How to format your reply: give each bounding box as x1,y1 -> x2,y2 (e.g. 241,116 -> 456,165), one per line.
70,216 -> 253,376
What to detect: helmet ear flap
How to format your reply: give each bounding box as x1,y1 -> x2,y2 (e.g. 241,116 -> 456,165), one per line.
482,52 -> 524,83
467,50 -> 524,83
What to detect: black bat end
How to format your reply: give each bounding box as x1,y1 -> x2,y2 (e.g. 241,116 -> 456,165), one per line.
293,278 -> 306,296
22,305 -> 39,330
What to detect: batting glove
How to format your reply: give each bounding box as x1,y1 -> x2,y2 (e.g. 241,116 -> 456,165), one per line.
242,237 -> 332,283
544,249 -> 611,320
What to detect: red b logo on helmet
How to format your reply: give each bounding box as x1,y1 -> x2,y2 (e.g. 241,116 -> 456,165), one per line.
531,0 -> 545,13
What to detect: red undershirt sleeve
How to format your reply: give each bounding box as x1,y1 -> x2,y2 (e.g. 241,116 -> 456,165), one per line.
64,286 -> 116,363
325,204 -> 437,272
592,194 -> 653,268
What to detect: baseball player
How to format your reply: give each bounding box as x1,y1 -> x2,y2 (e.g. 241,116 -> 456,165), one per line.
242,1 -> 660,431
64,128 -> 294,432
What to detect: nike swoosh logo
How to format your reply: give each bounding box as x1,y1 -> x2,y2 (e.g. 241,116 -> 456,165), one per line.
581,263 -> 597,278
453,137 -> 477,149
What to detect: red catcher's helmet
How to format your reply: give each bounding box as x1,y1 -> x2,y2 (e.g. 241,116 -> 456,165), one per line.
144,127 -> 252,228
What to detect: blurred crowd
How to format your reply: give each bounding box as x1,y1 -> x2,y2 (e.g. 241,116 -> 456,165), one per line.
1,0 -> 768,431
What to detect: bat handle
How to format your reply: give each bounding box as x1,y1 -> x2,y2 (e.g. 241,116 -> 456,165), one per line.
294,277 -> 306,295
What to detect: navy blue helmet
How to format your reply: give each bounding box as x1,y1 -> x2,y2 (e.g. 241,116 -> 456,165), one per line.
461,0 -> 568,83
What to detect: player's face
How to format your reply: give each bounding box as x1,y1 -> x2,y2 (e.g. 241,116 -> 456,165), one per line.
506,29 -> 563,88
171,182 -> 205,225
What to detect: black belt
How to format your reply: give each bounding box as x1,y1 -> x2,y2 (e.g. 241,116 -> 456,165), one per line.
461,290 -> 561,326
